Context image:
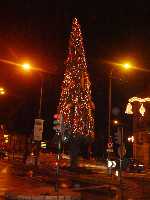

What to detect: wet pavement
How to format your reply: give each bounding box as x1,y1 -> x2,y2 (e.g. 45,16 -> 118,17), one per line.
0,159 -> 150,199
0,161 -> 80,199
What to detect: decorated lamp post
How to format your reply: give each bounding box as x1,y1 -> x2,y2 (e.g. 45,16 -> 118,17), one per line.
125,96 -> 150,116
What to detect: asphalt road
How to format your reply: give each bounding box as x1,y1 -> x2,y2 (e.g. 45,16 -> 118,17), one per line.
0,159 -> 150,199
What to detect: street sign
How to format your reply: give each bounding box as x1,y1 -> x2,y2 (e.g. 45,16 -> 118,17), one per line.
107,160 -> 116,168
112,161 -> 116,168
34,118 -> 44,141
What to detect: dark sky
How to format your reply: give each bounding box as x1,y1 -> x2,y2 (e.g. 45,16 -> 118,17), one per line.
0,0 -> 150,142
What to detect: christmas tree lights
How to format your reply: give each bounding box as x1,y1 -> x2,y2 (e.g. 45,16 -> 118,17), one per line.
58,18 -> 95,137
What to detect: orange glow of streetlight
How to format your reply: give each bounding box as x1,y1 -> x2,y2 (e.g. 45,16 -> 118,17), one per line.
122,63 -> 132,69
22,63 -> 31,71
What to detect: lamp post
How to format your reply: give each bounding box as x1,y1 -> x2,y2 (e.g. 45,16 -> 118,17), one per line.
107,68 -> 114,176
107,62 -> 131,171
108,70 -> 112,140
22,62 -> 44,117
108,62 -> 131,140
21,63 -> 44,168
22,63 -> 44,117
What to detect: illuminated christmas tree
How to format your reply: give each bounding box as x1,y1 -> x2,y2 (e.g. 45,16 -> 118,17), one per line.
58,17 -> 95,138
57,18 -> 95,166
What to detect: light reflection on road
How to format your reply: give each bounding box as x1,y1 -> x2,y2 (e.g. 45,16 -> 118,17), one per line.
0,160 -> 150,200
1,166 -> 8,174
0,162 -> 10,197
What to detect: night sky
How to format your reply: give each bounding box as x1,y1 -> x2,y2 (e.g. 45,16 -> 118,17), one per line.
0,1 -> 150,152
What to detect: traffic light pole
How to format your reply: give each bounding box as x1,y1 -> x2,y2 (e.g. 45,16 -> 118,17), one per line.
54,114 -> 64,196
55,131 -> 61,195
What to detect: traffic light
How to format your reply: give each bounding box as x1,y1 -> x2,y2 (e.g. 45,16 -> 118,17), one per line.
114,127 -> 121,144
53,113 -> 63,132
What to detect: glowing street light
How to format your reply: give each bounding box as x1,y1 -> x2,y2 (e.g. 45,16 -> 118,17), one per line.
122,63 -> 132,69
22,63 -> 31,71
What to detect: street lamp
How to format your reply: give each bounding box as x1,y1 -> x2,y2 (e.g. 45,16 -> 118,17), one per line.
107,62 -> 131,175
122,63 -> 132,69
21,63 -> 44,168
22,63 -> 31,71
21,63 -> 43,118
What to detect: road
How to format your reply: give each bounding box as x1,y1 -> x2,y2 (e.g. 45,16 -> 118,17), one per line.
0,160 -> 114,200
0,157 -> 150,199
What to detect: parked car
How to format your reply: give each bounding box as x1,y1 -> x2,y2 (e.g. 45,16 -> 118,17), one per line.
115,158 -> 144,173
125,158 -> 144,173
